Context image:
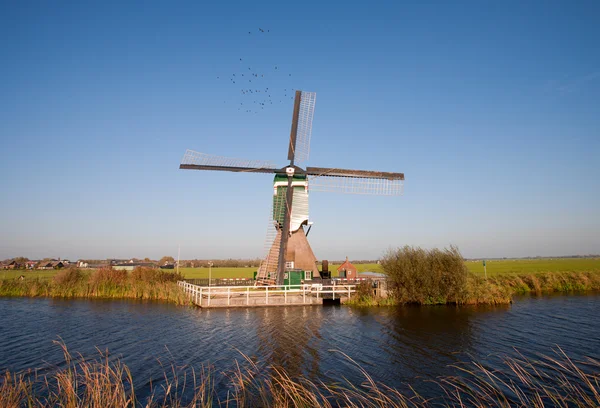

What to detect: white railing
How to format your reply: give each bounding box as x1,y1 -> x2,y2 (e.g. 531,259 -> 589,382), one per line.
177,281 -> 356,307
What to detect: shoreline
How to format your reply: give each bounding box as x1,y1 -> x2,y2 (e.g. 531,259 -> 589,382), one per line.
2,266 -> 600,307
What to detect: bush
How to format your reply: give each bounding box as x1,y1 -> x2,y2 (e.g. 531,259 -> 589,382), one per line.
53,268 -> 84,286
382,245 -> 467,305
89,267 -> 128,289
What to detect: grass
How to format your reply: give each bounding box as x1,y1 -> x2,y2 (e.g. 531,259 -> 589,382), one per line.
465,257 -> 600,276
4,258 -> 598,281
2,342 -> 598,407
178,267 -> 257,279
3,258 -> 600,306
0,267 -> 189,305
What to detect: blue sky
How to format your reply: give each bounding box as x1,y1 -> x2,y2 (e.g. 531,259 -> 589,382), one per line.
1,1 -> 599,261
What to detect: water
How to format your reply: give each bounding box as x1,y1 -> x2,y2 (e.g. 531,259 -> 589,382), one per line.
1,294 -> 599,401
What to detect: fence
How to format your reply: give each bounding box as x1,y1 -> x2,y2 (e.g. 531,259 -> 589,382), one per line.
178,281 -> 357,308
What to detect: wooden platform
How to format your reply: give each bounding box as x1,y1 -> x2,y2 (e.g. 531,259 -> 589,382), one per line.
178,281 -> 356,308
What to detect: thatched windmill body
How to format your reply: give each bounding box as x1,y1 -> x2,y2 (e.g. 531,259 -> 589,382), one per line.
180,91 -> 404,286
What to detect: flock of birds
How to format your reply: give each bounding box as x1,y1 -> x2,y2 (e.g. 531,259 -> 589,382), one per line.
216,28 -> 297,114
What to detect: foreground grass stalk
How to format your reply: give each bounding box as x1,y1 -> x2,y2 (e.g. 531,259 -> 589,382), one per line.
1,343 -> 598,407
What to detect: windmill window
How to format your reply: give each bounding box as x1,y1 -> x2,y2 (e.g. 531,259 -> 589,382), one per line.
304,271 -> 312,280
285,261 -> 294,269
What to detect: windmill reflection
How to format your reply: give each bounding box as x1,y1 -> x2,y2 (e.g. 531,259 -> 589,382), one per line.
254,306 -> 324,381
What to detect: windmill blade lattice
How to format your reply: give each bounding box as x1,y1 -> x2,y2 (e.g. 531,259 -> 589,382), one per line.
308,175 -> 403,195
180,150 -> 278,173
290,91 -> 316,164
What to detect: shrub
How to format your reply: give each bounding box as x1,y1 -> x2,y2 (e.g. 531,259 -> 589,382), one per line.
382,245 -> 468,305
52,268 -> 84,286
89,267 -> 128,290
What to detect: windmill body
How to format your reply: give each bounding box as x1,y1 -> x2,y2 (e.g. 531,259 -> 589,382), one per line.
180,90 -> 404,286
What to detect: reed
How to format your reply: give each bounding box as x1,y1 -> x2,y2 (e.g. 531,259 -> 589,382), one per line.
1,343 -> 598,407
0,267 -> 189,305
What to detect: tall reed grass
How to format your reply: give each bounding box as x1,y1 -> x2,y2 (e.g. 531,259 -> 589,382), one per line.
0,267 -> 188,305
1,343 -> 598,407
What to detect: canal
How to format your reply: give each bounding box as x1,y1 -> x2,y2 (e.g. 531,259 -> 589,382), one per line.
1,293 -> 598,401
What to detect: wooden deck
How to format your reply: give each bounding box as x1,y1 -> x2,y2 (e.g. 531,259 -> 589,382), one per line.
178,281 -> 356,308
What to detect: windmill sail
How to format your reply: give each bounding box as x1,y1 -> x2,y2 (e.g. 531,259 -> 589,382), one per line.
287,91 -> 316,165
306,167 -> 404,195
180,150 -> 278,173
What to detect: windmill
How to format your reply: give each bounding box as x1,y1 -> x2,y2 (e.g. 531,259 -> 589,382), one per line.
180,90 -> 404,286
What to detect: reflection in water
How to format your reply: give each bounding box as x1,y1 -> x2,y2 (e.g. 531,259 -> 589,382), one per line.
0,295 -> 598,401
256,306 -> 324,381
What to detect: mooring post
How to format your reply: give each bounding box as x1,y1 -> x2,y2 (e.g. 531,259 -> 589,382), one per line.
246,287 -> 249,305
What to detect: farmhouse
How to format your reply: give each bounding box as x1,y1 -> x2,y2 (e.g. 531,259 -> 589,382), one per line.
37,260 -> 64,270
113,261 -> 157,271
1,260 -> 19,270
337,257 -> 358,279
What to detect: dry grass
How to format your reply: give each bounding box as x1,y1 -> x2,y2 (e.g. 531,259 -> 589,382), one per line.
1,343 -> 598,407
0,267 -> 188,305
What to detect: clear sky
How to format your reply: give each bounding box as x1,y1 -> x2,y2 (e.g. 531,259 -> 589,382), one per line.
1,1 -> 599,261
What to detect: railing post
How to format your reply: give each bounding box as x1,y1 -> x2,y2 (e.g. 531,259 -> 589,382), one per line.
348,285 -> 351,298
200,287 -> 203,306
246,286 -> 249,305
303,286 -> 306,304
208,286 -> 211,307
266,286 -> 269,305
333,285 -> 335,300
227,287 -> 231,306
284,285 -> 287,304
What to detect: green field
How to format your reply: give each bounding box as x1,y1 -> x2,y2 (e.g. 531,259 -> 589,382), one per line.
2,258 -> 599,281
465,258 -> 600,276
1,269 -> 59,280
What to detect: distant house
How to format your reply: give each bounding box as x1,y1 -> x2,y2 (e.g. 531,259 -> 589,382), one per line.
113,262 -> 157,271
160,263 -> 175,270
26,261 -> 38,270
37,260 -> 64,270
337,257 -> 358,279
37,261 -> 54,270
1,260 -> 17,270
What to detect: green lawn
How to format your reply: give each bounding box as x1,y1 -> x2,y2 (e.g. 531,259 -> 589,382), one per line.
465,258 -> 600,276
1,269 -> 61,280
179,263 -> 385,279
2,258 -> 599,281
178,267 -> 256,279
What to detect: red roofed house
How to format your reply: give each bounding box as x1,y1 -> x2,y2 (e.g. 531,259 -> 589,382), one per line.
337,257 -> 357,279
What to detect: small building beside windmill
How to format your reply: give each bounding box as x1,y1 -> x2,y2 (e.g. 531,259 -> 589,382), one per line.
337,257 -> 357,279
